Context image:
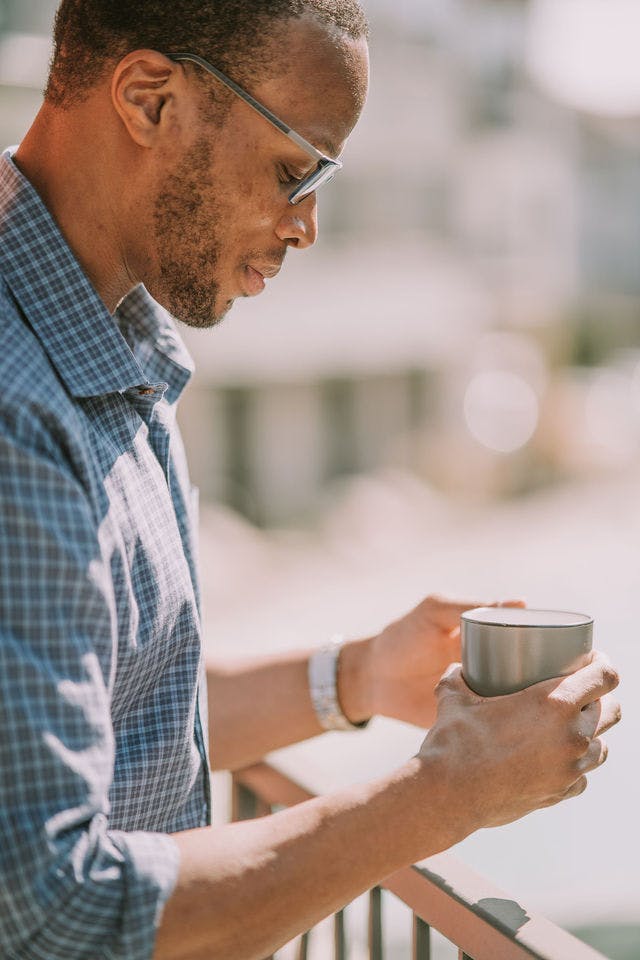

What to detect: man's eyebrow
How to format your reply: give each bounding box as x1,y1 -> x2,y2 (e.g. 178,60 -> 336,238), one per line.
318,135 -> 340,158
295,136 -> 340,161
286,125 -> 340,161
286,141 -> 339,170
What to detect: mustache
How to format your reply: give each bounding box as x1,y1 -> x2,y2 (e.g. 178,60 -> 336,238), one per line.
245,247 -> 288,272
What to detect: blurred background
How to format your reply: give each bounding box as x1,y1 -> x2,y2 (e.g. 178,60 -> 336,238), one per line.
2,0 -> 639,956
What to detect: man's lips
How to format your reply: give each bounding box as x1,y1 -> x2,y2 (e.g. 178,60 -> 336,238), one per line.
242,262 -> 282,297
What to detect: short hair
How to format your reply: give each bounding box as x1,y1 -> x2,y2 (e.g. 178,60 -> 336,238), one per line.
45,0 -> 369,109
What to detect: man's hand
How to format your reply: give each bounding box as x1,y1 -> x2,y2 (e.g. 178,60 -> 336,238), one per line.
416,651 -> 621,843
345,595 -> 524,728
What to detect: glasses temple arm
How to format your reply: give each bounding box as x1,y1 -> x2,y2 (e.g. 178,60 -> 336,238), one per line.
169,52 -> 332,164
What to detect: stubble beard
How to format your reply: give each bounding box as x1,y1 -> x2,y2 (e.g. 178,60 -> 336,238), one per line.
152,135 -> 231,329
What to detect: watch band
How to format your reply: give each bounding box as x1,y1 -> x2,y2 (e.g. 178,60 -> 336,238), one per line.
307,635 -> 370,732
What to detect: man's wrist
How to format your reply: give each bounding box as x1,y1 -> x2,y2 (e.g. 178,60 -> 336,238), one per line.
307,636 -> 374,730
373,753 -> 472,863
336,636 -> 375,726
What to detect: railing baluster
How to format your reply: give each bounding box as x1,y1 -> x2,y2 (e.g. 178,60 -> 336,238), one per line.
369,886 -> 383,960
296,931 -> 310,960
334,908 -> 346,960
234,765 -> 612,960
412,914 -> 431,959
232,779 -> 259,821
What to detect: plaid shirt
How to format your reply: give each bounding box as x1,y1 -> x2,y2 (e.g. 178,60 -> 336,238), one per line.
0,150 -> 211,959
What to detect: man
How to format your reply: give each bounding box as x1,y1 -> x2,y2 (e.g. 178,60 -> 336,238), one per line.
0,2 -> 620,958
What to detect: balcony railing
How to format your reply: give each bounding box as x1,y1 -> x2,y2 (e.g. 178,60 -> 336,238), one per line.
232,762 -> 608,960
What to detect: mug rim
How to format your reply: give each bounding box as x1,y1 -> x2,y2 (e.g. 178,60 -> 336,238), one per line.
461,606 -> 593,629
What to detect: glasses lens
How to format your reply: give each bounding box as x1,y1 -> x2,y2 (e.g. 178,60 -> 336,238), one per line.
288,159 -> 341,205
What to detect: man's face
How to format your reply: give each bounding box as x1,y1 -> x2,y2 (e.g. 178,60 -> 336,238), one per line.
146,18 -> 369,328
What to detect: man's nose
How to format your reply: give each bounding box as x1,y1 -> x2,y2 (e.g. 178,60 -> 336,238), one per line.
275,194 -> 318,249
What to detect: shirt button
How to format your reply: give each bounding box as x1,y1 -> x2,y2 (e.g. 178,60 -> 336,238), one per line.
138,387 -> 155,396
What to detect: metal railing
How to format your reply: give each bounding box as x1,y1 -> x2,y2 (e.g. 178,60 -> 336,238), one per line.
231,762 -> 608,960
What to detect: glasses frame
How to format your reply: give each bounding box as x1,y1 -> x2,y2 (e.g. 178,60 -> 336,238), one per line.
169,52 -> 342,204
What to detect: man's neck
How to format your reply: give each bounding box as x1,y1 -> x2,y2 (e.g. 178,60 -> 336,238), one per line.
14,102 -> 139,314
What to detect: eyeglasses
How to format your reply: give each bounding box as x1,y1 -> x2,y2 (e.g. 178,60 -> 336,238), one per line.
169,52 -> 342,205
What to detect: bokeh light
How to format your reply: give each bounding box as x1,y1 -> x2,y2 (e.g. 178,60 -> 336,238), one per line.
527,0 -> 640,117
464,370 -> 539,454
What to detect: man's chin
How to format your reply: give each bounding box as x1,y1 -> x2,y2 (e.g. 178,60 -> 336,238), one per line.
177,305 -> 232,330
158,287 -> 233,330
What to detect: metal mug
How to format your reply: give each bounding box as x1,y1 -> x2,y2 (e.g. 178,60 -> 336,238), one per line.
460,607 -> 593,697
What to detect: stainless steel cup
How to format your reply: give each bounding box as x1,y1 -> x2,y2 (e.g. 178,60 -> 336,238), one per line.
461,607 -> 593,697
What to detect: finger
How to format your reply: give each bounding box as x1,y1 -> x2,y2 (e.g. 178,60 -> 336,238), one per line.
553,651 -> 619,709
541,775 -> 588,809
423,595 -> 526,631
577,737 -> 608,773
434,662 -> 466,698
580,694 -> 621,739
562,775 -> 588,800
435,662 -> 493,705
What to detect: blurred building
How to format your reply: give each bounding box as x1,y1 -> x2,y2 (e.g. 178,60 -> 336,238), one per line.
2,0 -> 640,523
178,0 -> 640,521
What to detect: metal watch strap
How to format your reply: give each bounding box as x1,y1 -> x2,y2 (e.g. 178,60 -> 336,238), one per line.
307,635 -> 370,732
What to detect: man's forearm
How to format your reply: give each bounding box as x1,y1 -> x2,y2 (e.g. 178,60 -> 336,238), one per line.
206,595 -> 511,769
207,640 -> 372,771
169,649 -> 620,960
154,755 -> 451,960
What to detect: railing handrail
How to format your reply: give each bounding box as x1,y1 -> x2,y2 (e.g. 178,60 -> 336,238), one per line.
232,761 -> 608,960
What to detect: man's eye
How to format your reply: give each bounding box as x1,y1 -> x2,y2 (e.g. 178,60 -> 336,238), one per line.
277,164 -> 303,186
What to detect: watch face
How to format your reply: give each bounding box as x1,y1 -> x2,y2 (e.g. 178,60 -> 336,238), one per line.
308,641 -> 370,731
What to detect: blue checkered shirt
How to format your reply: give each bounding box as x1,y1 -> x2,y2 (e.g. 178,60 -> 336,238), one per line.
0,150 -> 212,959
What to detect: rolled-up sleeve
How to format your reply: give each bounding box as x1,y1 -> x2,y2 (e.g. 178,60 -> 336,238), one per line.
0,412 -> 180,960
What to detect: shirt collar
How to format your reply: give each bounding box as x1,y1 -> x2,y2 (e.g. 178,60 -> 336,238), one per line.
0,150 -> 193,401
116,285 -> 194,405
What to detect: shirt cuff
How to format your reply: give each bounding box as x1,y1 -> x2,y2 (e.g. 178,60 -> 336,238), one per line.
106,831 -> 181,960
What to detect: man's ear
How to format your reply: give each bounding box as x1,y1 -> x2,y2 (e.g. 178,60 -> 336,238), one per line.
111,50 -> 186,147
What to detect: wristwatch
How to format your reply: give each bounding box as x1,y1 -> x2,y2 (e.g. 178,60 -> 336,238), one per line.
307,635 -> 370,732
